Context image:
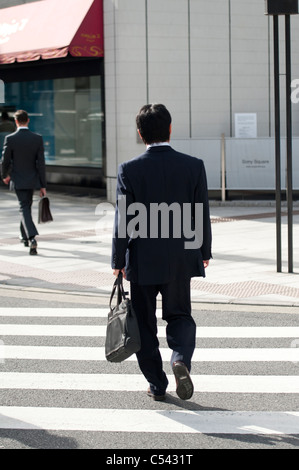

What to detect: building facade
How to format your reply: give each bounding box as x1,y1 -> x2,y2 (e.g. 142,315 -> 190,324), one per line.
104,0 -> 299,202
1,0 -> 299,200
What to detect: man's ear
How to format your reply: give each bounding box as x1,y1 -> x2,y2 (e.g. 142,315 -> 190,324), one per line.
137,129 -> 145,143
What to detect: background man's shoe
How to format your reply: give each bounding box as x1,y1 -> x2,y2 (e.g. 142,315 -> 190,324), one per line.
147,388 -> 166,401
29,239 -> 38,255
20,237 -> 29,247
172,361 -> 194,400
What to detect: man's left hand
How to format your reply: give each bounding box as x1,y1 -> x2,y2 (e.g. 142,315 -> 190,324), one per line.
3,176 -> 10,185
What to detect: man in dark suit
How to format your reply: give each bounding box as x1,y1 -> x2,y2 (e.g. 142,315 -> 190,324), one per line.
112,104 -> 212,401
1,110 -> 47,255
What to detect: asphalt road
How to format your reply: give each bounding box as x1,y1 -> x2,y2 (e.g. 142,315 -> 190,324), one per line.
0,287 -> 299,451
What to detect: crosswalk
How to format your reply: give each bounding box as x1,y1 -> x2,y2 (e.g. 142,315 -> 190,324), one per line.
0,307 -> 299,447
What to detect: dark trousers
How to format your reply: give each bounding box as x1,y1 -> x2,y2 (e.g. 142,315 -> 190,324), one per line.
131,277 -> 196,396
15,189 -> 39,240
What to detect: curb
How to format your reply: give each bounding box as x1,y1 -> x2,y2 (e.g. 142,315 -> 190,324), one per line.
0,283 -> 298,310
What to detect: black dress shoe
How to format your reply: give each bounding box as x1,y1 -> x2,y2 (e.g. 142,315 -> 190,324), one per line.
29,238 -> 38,255
172,361 -> 194,400
147,388 -> 166,401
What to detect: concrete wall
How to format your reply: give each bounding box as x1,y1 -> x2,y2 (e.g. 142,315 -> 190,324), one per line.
104,0 -> 299,201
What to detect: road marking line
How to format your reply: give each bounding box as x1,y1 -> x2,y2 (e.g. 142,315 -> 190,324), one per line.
0,372 -> 299,393
0,407 -> 298,434
1,324 -> 299,338
0,308 -> 110,318
1,346 -> 299,362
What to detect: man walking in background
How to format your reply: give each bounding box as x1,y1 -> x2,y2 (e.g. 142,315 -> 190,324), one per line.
112,104 -> 212,401
1,110 -> 47,255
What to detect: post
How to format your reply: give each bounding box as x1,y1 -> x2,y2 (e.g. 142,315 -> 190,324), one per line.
265,0 -> 298,273
285,14 -> 293,273
221,133 -> 226,202
273,15 -> 282,273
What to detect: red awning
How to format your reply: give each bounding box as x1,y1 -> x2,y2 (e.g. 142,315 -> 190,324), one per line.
0,0 -> 104,64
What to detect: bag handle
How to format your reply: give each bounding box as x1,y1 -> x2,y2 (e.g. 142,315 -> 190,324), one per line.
109,272 -> 126,309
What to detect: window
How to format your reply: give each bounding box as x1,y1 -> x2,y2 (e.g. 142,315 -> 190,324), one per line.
4,75 -> 103,168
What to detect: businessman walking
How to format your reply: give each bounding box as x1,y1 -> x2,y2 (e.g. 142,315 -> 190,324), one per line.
1,110 -> 47,255
112,104 -> 212,401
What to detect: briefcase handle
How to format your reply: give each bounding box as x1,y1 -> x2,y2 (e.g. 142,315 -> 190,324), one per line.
109,272 -> 127,309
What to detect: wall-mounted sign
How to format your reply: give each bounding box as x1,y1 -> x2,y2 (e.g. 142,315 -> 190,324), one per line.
265,0 -> 299,15
235,113 -> 257,139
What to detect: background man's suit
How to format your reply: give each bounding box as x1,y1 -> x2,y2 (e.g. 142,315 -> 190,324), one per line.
1,128 -> 46,241
112,144 -> 212,396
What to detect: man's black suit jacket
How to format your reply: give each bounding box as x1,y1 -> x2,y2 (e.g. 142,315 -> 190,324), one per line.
112,145 -> 212,285
1,128 -> 46,189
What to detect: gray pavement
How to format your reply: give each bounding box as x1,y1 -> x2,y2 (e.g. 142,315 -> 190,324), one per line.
0,186 -> 299,307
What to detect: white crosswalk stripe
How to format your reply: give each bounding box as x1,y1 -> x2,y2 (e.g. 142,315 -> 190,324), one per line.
0,407 -> 298,434
2,323 -> 299,337
0,372 -> 299,393
0,308 -> 112,318
2,345 -> 299,362
0,307 -> 299,442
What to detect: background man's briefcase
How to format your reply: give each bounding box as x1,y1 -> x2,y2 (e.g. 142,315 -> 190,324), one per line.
38,196 -> 53,224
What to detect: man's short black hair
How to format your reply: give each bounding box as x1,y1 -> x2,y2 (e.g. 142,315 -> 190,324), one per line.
14,110 -> 29,124
136,104 -> 172,144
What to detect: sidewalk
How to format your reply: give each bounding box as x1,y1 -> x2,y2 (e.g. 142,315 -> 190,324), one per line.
0,186 -> 299,307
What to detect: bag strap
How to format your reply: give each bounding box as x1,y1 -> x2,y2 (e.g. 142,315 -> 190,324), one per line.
118,272 -> 128,300
109,272 -> 126,309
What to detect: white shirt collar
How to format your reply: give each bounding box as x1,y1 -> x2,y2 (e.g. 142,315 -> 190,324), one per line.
147,142 -> 170,149
17,126 -> 29,131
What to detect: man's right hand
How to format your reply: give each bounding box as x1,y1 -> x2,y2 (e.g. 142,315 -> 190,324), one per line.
40,188 -> 47,197
113,268 -> 126,278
